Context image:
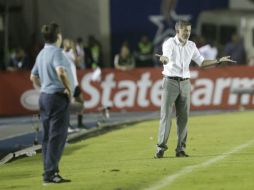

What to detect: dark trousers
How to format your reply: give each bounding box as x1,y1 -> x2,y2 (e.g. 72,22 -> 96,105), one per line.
39,92 -> 69,180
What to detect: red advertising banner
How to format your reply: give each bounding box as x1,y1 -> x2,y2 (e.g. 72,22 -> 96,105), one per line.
0,66 -> 254,116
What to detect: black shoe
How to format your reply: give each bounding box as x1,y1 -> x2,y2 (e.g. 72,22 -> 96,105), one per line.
43,174 -> 71,184
176,151 -> 189,157
154,150 -> 164,159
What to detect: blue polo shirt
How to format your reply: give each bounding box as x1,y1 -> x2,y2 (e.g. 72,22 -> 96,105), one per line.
31,43 -> 74,94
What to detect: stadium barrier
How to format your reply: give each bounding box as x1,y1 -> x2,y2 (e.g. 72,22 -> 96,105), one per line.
0,66 -> 254,116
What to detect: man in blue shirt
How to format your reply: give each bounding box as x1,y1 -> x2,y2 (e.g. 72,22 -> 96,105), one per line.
30,22 -> 74,184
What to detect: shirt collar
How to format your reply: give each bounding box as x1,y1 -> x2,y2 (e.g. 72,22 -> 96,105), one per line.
174,35 -> 186,46
44,43 -> 57,48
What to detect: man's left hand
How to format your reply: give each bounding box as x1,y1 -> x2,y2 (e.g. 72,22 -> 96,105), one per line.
218,56 -> 237,64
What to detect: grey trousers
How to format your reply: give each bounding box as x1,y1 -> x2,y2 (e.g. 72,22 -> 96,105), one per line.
157,77 -> 191,153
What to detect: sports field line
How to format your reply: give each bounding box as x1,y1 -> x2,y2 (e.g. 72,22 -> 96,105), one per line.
144,139 -> 254,190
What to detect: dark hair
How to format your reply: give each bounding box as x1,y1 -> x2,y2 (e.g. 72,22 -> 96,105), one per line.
41,22 -> 61,43
175,20 -> 191,32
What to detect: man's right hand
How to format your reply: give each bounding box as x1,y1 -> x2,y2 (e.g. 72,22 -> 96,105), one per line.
160,56 -> 169,64
64,88 -> 71,100
155,54 -> 169,64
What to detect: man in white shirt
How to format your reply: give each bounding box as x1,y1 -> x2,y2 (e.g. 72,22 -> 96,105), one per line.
155,20 -> 235,158
63,39 -> 86,130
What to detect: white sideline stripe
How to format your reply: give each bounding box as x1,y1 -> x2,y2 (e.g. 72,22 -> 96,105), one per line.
144,139 -> 254,190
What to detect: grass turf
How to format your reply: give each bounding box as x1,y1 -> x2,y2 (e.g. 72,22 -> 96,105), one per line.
0,111 -> 254,190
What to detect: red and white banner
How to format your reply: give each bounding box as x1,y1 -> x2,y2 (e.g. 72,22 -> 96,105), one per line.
1,66 -> 254,116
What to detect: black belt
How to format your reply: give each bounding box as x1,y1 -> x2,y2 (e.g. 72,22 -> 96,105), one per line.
164,76 -> 189,81
55,92 -> 69,99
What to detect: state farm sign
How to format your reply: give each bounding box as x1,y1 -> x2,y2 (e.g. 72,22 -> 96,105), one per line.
79,67 -> 254,112
81,72 -> 162,110
191,75 -> 254,110
0,66 -> 253,116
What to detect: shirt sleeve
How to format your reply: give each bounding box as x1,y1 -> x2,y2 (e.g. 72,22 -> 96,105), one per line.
31,60 -> 39,76
162,39 -> 173,58
192,43 -> 205,67
53,49 -> 67,68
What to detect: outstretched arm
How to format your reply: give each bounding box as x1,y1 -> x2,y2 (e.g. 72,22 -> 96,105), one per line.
201,56 -> 236,68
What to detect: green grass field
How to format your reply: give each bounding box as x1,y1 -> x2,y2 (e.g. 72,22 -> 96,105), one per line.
0,111 -> 254,190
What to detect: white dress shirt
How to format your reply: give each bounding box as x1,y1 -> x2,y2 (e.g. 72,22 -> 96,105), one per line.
63,49 -> 79,87
162,35 -> 204,78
